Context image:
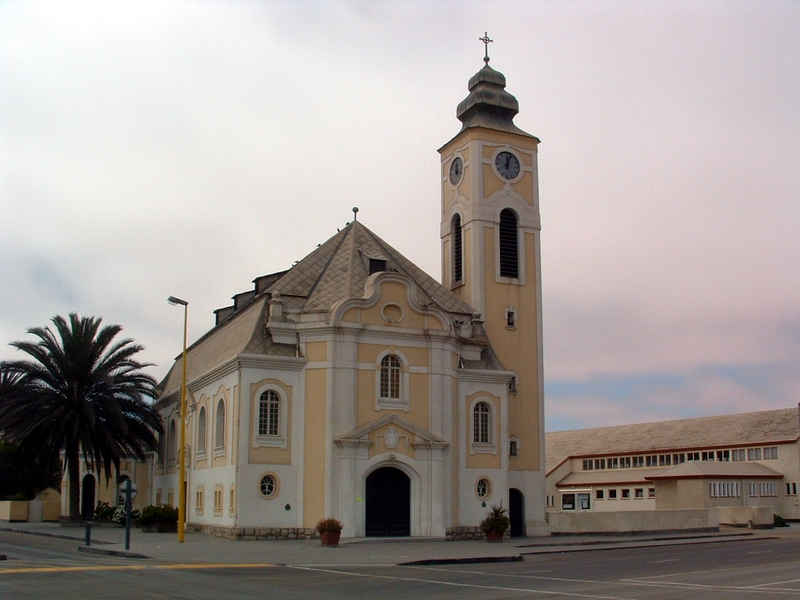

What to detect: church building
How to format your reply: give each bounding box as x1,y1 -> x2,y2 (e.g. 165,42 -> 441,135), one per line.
150,52 -> 546,538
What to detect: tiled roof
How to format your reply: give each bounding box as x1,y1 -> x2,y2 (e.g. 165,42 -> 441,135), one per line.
158,297 -> 295,403
546,408 -> 800,472
646,462 -> 783,479
268,221 -> 475,315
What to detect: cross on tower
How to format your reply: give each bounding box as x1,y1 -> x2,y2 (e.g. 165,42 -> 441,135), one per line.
479,31 -> 493,64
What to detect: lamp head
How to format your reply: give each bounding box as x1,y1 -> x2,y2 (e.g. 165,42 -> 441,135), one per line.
167,296 -> 188,306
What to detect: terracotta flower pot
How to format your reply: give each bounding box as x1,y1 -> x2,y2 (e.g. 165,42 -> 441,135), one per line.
486,531 -> 504,542
320,530 -> 341,547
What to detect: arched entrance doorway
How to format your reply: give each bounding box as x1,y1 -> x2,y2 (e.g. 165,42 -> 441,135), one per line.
366,467 -> 410,536
81,474 -> 96,520
509,488 -> 525,537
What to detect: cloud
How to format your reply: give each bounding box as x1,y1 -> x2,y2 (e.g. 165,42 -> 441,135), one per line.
1,0 -> 798,428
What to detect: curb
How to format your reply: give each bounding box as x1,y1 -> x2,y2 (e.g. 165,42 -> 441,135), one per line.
400,555 -> 523,566
521,535 -> 777,555
78,545 -> 150,559
0,526 -> 113,545
516,532 -> 755,548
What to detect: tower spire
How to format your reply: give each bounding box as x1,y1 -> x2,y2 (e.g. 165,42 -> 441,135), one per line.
478,31 -> 493,65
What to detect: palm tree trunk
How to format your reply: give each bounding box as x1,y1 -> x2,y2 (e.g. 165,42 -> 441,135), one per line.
67,448 -> 80,521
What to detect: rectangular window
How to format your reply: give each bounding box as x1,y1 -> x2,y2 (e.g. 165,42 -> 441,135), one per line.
167,491 -> 174,507
506,309 -> 516,328
582,459 -> 592,471
214,488 -> 223,514
509,440 -> 518,457
609,457 -> 618,469
717,450 -> 730,462
732,448 -> 745,462
562,493 -> 575,510
578,493 -> 591,510
594,458 -> 605,470
622,456 -> 632,468
648,488 -> 656,498
635,488 -> 644,499
747,447 -> 761,461
596,489 -> 604,500
608,489 -> 617,499
621,488 -> 630,499
787,483 -> 792,496
794,483 -> 798,495
763,447 -> 778,460
702,451 -> 715,461
749,482 -> 758,497
646,455 -> 655,467
229,488 -> 235,514
155,489 -> 162,505
195,489 -> 204,514
633,456 -> 644,468
368,258 -> 387,274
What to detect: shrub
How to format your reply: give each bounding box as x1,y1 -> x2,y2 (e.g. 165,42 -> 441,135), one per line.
316,517 -> 343,533
138,504 -> 178,526
93,501 -> 116,522
774,514 -> 788,527
480,504 -> 510,535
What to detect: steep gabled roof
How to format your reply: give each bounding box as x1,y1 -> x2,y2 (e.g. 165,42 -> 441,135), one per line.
268,220 -> 475,316
546,407 -> 800,472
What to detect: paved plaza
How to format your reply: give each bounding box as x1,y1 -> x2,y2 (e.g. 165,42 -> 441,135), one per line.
2,524 -> 800,598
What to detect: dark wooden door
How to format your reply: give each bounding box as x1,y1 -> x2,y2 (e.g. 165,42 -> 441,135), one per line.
81,474 -> 95,520
365,467 -> 410,536
509,488 -> 524,537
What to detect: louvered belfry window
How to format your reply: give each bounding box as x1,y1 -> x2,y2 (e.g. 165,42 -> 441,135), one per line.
452,214 -> 463,283
499,208 -> 519,278
380,355 -> 401,399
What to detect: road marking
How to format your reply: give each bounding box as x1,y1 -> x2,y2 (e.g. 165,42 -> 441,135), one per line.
0,562 -> 278,575
747,577 -> 800,588
746,551 -> 772,555
290,565 -> 640,600
409,567 -> 800,596
650,559 -> 678,564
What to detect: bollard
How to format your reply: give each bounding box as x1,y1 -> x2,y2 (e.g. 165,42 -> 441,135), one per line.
84,521 -> 91,546
124,479 -> 132,551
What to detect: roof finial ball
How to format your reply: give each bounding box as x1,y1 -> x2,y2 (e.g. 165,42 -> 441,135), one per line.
352,206 -> 359,221
479,31 -> 493,65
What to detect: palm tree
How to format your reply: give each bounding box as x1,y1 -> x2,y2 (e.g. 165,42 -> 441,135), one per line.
0,314 -> 162,520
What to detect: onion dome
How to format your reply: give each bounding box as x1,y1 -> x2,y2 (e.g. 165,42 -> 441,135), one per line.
455,64 -> 535,138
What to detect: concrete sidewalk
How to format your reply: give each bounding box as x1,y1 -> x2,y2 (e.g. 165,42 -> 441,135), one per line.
2,521 -> 796,566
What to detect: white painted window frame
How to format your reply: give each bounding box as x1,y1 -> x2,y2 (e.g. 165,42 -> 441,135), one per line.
253,383 -> 288,449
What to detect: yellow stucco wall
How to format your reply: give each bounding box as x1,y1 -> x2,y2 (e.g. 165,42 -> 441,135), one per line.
306,341 -> 327,362
482,228 -> 542,471
248,378 -> 292,465
342,281 -> 445,331
355,344 -> 430,431
303,368 -> 327,528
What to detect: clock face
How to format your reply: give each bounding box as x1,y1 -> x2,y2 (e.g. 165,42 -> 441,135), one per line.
495,151 -> 520,180
449,157 -> 463,185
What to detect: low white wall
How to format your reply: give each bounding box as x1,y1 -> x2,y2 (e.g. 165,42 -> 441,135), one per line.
715,506 -> 773,527
547,509 -> 717,534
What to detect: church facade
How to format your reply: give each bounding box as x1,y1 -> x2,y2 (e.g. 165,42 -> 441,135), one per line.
150,57 -> 546,538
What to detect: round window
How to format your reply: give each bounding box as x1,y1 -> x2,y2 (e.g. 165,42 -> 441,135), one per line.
259,474 -> 278,498
476,478 -> 490,498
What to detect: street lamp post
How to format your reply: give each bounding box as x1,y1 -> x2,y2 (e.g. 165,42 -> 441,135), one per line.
167,295 -> 188,543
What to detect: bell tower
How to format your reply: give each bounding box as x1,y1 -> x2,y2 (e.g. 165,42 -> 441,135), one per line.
439,40 -> 545,496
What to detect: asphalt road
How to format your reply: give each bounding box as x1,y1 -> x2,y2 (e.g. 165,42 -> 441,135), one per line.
2,531 -> 800,599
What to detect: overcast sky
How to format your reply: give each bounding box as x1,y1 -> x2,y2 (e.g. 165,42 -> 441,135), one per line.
1,1 -> 798,431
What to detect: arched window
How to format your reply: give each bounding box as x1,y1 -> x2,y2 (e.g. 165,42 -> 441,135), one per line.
258,390 -> 280,437
215,399 -> 225,450
197,407 -> 206,454
499,208 -> 519,278
167,420 -> 177,464
452,214 -> 463,283
473,402 -> 490,444
380,355 -> 401,399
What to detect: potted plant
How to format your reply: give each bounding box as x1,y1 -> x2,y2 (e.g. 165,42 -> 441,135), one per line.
316,517 -> 343,547
138,504 -> 179,533
480,504 -> 510,542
